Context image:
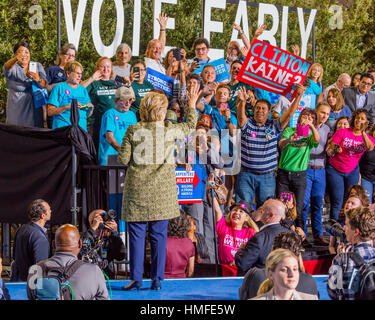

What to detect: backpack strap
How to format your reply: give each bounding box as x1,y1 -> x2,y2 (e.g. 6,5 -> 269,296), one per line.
348,252 -> 366,269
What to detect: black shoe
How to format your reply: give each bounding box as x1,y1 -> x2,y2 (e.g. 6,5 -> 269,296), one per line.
121,281 -> 142,291
302,239 -> 312,248
151,279 -> 161,290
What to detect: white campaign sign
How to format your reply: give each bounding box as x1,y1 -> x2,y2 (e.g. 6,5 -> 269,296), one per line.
62,0 -> 317,59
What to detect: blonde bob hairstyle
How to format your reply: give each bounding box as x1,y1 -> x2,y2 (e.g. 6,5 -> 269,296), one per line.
225,208 -> 259,232
308,63 -> 324,82
64,61 -> 83,74
257,248 -> 299,296
139,92 -> 168,122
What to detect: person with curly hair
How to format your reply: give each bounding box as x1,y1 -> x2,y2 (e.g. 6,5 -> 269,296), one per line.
164,211 -> 195,278
326,108 -> 375,221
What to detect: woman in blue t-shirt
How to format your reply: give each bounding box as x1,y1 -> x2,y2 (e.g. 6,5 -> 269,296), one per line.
326,88 -> 352,130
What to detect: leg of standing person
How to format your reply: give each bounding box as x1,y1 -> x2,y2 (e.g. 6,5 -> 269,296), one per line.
235,171 -> 256,204
343,165 -> 360,199
183,202 -> 204,235
361,177 -> 374,203
326,164 -> 345,221
290,171 -> 307,229
302,168 -> 314,236
256,171 -> 276,208
127,222 -> 147,283
148,219 -> 169,288
310,168 -> 326,240
276,169 -> 291,198
202,200 -> 217,264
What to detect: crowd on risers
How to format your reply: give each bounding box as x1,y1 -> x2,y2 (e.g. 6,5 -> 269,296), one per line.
2,12 -> 375,300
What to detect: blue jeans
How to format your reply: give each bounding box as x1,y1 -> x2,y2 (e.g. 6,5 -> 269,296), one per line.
361,177 -> 375,203
326,164 -> 359,221
128,220 -> 169,282
302,168 -> 326,238
235,169 -> 276,208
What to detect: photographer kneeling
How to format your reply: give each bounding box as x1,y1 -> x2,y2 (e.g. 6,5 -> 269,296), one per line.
80,209 -> 126,279
327,206 -> 375,300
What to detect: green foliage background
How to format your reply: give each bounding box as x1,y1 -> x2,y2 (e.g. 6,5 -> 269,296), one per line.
0,0 -> 374,122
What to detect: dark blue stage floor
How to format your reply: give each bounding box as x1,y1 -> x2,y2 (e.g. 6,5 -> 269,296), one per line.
6,275 -> 330,300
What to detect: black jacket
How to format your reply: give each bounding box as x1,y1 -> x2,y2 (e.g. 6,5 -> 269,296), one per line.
11,222 -> 50,281
235,223 -> 290,274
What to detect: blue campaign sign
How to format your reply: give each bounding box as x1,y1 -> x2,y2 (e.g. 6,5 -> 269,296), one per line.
146,68 -> 174,95
175,167 -> 204,204
193,58 -> 231,83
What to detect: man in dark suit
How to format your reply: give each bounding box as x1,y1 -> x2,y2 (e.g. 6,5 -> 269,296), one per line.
342,72 -> 375,123
10,199 -> 52,281
235,199 -> 290,274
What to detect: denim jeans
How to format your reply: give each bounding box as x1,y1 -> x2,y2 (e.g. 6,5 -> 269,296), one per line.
235,169 -> 276,208
276,169 -> 307,229
326,164 -> 360,221
302,168 -> 326,238
361,177 -> 375,203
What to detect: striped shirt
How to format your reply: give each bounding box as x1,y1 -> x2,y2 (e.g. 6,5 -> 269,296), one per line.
240,118 -> 282,172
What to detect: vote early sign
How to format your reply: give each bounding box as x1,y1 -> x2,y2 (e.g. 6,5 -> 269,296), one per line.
237,39 -> 312,102
176,168 -> 203,204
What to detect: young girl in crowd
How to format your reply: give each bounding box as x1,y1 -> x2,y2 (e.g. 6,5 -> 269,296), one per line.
213,197 -> 258,276
251,248 -> 318,300
326,108 -> 375,221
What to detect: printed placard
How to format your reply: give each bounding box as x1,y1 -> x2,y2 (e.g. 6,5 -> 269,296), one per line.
146,68 -> 174,96
193,58 -> 231,83
176,167 -> 203,204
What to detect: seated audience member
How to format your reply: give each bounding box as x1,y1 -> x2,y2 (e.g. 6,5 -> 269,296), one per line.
164,212 -> 195,279
328,194 -> 366,254
323,73 -> 351,100
98,86 -> 137,165
360,124 -> 375,203
27,224 -> 109,300
342,73 -> 375,123
239,232 -> 319,300
213,197 -> 258,276
234,84 -> 306,208
276,108 -> 320,230
326,88 -> 352,130
347,185 -> 371,207
235,199 -> 290,274
0,258 -> 10,300
3,40 -> 48,128
130,60 -> 154,117
11,199 -> 52,282
112,43 -> 132,80
326,108 -> 375,221
80,209 -> 126,279
47,61 -> 94,132
144,13 -> 169,74
351,72 -> 362,87
327,206 -> 375,300
250,248 -> 318,300
81,57 -> 123,150
46,43 -> 77,92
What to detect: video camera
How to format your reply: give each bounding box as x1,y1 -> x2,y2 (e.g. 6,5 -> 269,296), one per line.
324,219 -> 346,243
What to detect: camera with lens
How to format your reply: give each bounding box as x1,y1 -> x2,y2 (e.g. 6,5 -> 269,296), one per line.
99,209 -> 117,229
325,219 -> 346,242
172,48 -> 182,61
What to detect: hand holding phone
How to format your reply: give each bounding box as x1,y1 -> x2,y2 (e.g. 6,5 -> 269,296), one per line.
296,123 -> 309,137
133,66 -> 140,81
220,103 -> 228,116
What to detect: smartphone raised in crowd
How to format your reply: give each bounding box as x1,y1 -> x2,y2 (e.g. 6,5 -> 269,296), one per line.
29,61 -> 37,73
133,66 -> 140,81
220,103 -> 228,116
296,123 -> 309,137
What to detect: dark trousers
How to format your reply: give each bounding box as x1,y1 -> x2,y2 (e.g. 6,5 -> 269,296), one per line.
276,169 -> 307,228
128,220 -> 169,282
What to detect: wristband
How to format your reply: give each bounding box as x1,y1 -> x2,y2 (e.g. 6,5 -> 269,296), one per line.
160,29 -> 165,31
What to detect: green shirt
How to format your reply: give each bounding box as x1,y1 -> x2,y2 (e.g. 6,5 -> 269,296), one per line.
86,79 -> 121,127
228,82 -> 253,116
278,127 -> 319,172
131,80 -> 154,114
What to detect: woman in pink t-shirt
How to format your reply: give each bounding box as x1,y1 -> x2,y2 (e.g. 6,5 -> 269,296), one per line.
213,198 -> 258,276
326,108 -> 375,221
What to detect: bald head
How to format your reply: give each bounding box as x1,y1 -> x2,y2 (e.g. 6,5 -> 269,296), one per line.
261,199 -> 285,224
55,224 -> 82,255
337,73 -> 351,90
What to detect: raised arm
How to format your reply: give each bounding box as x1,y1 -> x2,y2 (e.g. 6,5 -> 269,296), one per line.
233,23 -> 250,49
279,84 -> 306,129
157,12 -> 168,53
213,195 -> 224,223
236,86 -> 248,128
